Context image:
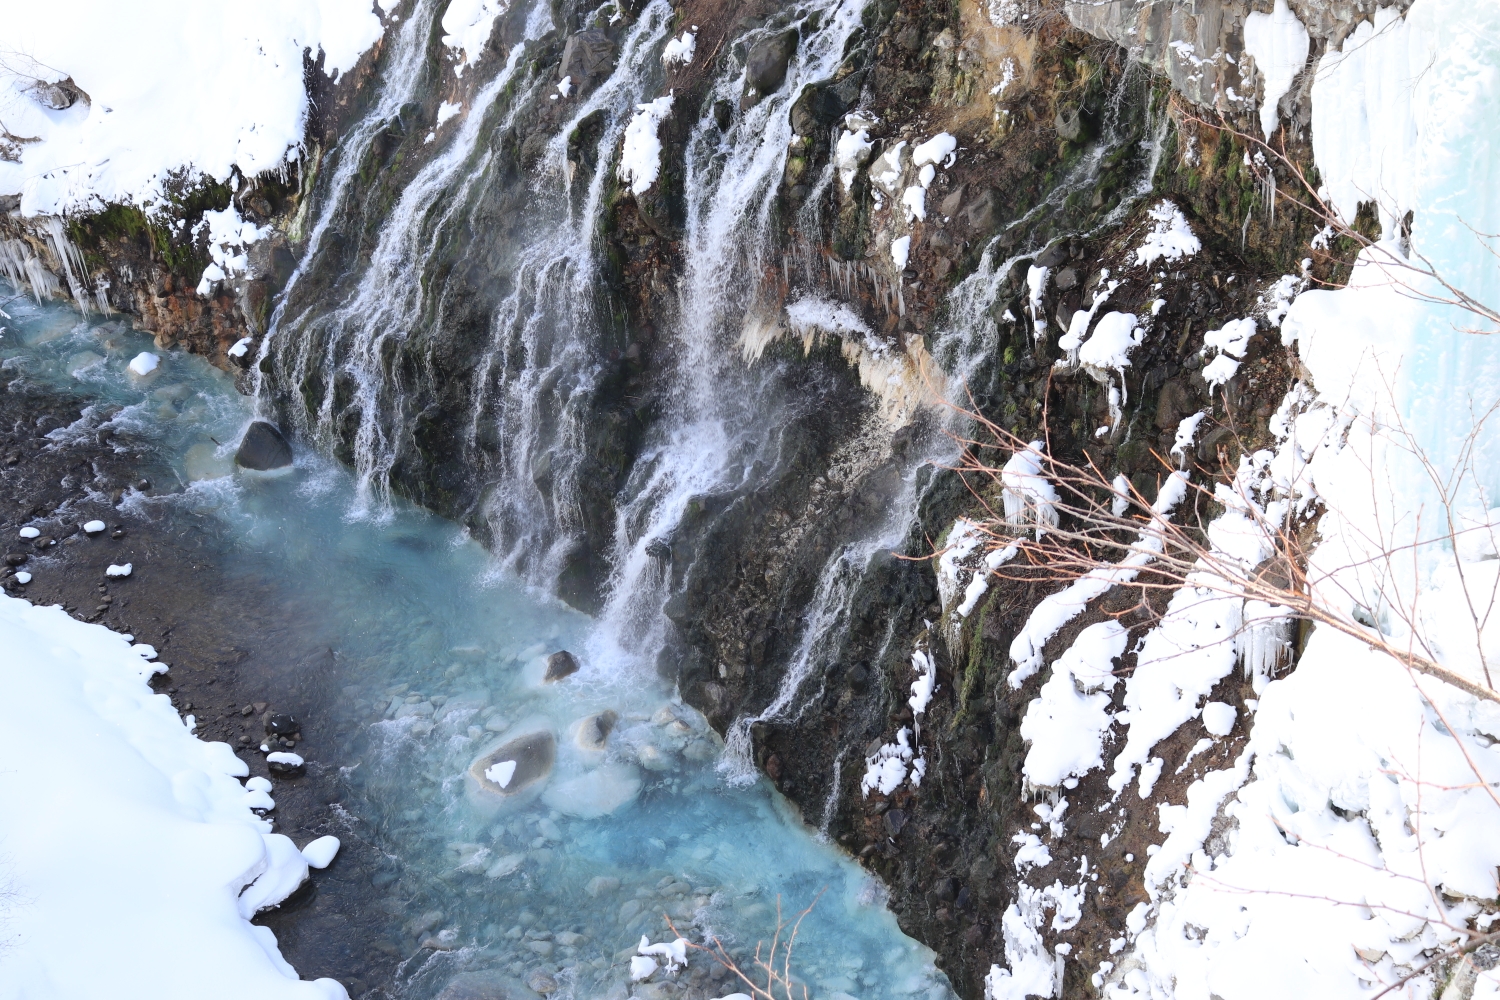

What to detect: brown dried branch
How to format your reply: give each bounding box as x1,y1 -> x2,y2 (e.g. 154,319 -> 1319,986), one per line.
662,891 -> 824,1000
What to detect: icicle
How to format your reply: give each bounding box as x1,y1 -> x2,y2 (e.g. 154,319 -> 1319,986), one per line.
42,216 -> 91,316
897,282 -> 906,318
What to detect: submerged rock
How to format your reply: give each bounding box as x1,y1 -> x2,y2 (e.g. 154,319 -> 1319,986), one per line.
574,709 -> 618,751
235,420 -> 293,470
541,762 -> 642,819
466,728 -> 556,813
435,971 -> 534,1000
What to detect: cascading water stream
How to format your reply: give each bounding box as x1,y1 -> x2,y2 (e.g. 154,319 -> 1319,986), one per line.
589,0 -> 870,672
714,62 -> 1172,777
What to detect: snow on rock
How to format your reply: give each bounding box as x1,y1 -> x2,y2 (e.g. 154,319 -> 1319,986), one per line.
18,526 -> 40,539
106,562 -> 133,578
868,141 -> 907,193
909,647 -> 937,716
630,956 -> 659,981
1008,473 -> 1188,688
484,759 -> 517,787
861,727 -> 915,796
300,836 -> 340,869
1107,585 -> 1243,797
1200,317 -> 1258,390
14,571 -> 32,585
1025,265 -> 1050,341
441,0 -> 507,74
637,936 -> 688,972
1021,621 -> 1128,790
901,185 -> 927,222
785,297 -> 872,339
1170,411 -> 1207,465
127,352 -> 159,376
436,100 -> 463,126
835,128 -> 874,191
1076,311 -> 1142,375
1199,701 -> 1236,736
1242,0 -> 1310,139
265,751 -> 305,768
985,883 -> 1063,1000
228,338 -> 253,358
912,132 -> 958,169
0,592 -> 343,998
891,235 -> 911,270
618,96 -> 674,195
661,30 -> 697,68
1001,441 -> 1060,536
1132,201 -> 1201,268
196,205 -> 269,296
1057,278 -> 1119,363
0,1 -> 384,216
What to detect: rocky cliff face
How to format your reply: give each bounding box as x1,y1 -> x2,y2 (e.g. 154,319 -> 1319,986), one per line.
5,0 -> 1382,994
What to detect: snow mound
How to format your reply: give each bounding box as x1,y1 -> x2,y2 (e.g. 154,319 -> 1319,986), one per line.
1132,201 -> 1201,268
0,593 -> 344,998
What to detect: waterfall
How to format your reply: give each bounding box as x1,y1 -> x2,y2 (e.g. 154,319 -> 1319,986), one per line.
589,0 -> 871,671
260,0 -> 1169,778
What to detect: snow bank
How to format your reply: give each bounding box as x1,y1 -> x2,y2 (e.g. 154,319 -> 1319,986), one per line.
1308,5 -> 1426,235
0,1 -> 385,216
1242,0 -> 1309,138
0,593 -> 343,999
618,96 -> 674,195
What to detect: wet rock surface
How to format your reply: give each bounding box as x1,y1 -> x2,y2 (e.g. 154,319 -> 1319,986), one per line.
235,419 -> 294,469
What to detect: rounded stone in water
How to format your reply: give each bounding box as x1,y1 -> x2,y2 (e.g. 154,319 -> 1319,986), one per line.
466,727 -> 556,813
435,970 -> 535,1000
234,420 -> 294,470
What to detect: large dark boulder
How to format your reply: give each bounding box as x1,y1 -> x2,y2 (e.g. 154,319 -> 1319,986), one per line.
788,74 -> 862,137
559,30 -> 616,89
742,29 -> 799,106
235,421 -> 293,470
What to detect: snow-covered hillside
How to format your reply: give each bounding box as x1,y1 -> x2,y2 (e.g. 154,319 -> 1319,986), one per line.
0,0 -> 390,216
976,0 -> 1500,996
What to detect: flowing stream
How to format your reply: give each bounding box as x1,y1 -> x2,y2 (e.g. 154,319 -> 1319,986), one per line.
0,291 -> 954,1000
